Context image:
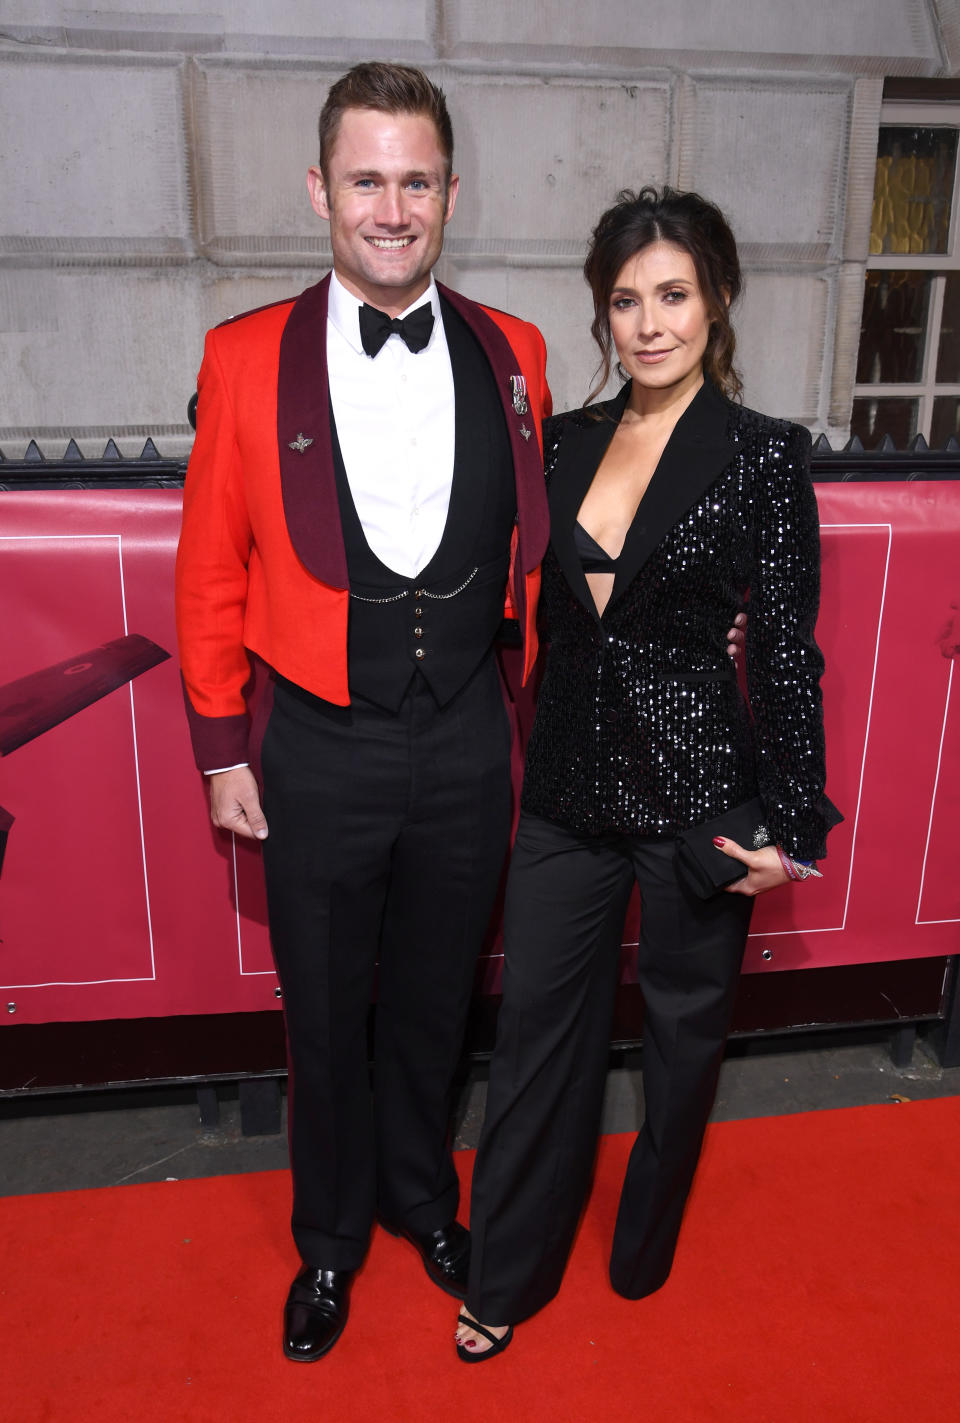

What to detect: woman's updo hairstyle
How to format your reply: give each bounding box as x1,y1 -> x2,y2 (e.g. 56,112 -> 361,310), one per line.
583,185 -> 743,404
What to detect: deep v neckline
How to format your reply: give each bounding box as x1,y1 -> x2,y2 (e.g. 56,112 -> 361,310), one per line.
576,489 -> 650,616
575,408 -> 675,563
547,379 -> 738,626
576,477 -> 653,564
574,424 -> 666,616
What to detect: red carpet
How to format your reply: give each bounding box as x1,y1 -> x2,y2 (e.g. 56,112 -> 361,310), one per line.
3,1097 -> 959,1422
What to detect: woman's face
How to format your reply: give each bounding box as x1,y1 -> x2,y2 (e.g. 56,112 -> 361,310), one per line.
608,241 -> 712,398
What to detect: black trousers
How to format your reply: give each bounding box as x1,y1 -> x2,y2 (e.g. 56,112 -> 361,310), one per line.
467,811 -> 753,1323
260,657 -> 511,1272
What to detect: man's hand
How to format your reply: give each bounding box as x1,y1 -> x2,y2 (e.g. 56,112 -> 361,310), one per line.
726,611 -> 746,661
208,766 -> 268,841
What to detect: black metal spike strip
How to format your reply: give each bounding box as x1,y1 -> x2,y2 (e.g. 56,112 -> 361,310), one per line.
1,431 -> 960,487
0,438 -> 187,489
811,429 -> 960,481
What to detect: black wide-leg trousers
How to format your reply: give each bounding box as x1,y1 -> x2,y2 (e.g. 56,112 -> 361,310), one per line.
467,811 -> 754,1323
260,659 -> 511,1272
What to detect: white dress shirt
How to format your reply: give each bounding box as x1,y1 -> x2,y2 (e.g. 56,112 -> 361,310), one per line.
326,271 -> 456,580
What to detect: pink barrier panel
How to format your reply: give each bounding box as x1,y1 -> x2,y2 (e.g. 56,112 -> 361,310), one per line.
0,483 -> 957,1025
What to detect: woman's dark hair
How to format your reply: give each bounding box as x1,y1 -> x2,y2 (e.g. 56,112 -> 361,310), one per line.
583,185 -> 743,404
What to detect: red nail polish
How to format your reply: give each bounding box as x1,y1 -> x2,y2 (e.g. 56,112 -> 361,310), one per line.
713,836 -> 725,847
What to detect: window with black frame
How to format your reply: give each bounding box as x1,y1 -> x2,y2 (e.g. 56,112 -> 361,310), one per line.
852,107 -> 960,448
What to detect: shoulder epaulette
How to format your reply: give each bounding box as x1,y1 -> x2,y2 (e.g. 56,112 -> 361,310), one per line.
215,294 -> 297,329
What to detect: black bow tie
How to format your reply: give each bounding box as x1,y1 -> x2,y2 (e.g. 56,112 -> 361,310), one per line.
359,301 -> 435,358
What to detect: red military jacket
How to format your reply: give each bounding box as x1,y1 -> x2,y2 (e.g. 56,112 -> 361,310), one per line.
175,274 -> 551,769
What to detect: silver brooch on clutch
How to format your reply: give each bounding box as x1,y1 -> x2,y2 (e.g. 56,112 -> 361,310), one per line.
753,824 -> 772,849
288,432 -> 314,453
509,375 -> 528,415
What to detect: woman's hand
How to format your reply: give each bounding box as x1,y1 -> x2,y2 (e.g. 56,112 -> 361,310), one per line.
726,610 -> 746,660
714,839 -> 789,896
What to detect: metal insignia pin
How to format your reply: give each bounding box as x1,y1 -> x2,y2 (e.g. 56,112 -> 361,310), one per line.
519,424 -> 532,441
288,433 -> 314,453
509,375 -> 528,416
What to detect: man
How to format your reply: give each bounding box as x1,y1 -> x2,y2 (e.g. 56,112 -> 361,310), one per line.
175,62 -> 551,1361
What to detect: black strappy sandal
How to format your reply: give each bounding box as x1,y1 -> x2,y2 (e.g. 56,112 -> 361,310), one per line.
456,1313 -> 514,1363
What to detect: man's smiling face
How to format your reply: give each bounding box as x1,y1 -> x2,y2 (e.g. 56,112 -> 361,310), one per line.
308,106 -> 459,317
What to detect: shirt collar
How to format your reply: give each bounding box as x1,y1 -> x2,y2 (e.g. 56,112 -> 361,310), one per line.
327,271 -> 442,356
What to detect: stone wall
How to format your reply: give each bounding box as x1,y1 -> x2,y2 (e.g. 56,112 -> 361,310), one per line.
1,0 -> 957,455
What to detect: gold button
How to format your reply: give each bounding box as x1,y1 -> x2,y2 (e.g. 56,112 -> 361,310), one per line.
415,648 -> 425,659
415,606 -> 423,616
415,588 -> 425,597
414,627 -> 423,638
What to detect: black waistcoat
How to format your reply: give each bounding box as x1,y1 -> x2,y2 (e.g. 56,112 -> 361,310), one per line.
331,297 -> 517,711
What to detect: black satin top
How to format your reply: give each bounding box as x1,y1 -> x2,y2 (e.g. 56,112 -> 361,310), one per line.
521,380 -> 842,861
574,521 -> 620,574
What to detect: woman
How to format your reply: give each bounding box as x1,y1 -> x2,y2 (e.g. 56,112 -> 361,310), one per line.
454,186 -> 841,1360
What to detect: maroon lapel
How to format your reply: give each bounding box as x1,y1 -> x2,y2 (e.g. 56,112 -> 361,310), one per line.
437,283 -> 550,577
276,276 -> 548,593
276,273 -> 348,588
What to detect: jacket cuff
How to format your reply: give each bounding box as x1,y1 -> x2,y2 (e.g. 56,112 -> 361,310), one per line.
180,675 -> 250,772
770,793 -> 844,862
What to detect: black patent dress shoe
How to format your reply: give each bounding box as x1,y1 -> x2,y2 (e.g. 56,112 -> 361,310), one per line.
283,1266 -> 353,1361
380,1217 -> 470,1299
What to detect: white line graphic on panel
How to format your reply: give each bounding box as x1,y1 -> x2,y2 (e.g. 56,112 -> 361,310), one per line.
0,533 -> 159,988
119,533 -> 159,980
233,833 -> 276,977
748,521 -> 892,939
916,659 -> 958,925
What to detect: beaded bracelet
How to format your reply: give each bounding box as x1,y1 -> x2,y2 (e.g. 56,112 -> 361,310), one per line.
776,846 -> 823,881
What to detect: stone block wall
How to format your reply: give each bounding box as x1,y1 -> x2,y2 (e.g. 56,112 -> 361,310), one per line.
0,0 -> 956,455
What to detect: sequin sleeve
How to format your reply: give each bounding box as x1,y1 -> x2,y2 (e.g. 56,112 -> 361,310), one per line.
534,415 -> 565,643
542,415 -> 563,483
745,421 -> 842,859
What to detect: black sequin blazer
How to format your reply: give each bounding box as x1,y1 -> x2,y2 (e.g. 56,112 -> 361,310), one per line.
521,379 -> 841,860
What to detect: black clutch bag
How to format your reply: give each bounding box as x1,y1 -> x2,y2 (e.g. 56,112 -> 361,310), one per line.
674,798 -> 773,899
